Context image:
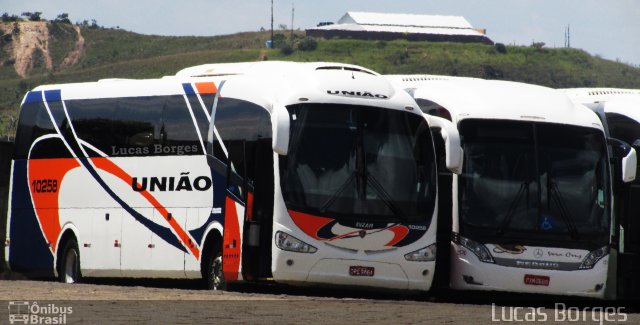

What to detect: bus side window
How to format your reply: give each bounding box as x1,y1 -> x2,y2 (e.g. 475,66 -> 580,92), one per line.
161,96 -> 203,154
113,97 -> 162,151
66,98 -> 116,156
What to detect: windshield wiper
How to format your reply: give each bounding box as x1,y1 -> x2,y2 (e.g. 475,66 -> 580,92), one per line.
317,170 -> 407,222
548,179 -> 580,240
366,172 -> 407,222
497,181 -> 529,236
319,172 -> 356,214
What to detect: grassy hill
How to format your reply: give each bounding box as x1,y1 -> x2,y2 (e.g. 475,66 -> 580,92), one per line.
1,22 -> 640,139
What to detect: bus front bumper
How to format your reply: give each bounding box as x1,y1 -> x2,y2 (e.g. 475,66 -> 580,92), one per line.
450,244 -> 608,298
272,255 -> 435,291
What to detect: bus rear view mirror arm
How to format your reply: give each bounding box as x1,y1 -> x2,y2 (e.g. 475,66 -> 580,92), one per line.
427,115 -> 463,174
272,104 -> 290,155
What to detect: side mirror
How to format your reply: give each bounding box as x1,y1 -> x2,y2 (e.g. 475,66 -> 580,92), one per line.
272,104 -> 290,155
426,115 -> 463,174
622,148 -> 637,183
609,138 -> 637,183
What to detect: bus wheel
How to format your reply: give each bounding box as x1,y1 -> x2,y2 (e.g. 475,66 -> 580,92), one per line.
206,250 -> 226,290
58,239 -> 81,284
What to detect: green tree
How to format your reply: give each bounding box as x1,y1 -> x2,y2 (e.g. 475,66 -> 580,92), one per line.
54,13 -> 71,24
21,11 -> 42,21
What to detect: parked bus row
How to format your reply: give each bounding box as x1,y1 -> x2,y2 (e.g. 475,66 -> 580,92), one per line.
4,61 -> 461,292
3,61 -> 640,301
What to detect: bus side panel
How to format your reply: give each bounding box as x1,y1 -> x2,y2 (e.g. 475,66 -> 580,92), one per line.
8,160 -> 54,276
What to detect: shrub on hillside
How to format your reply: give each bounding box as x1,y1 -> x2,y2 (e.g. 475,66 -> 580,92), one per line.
297,37 -> 317,51
1,13 -> 20,22
531,42 -> 546,51
280,44 -> 294,55
495,43 -> 507,54
387,50 -> 409,65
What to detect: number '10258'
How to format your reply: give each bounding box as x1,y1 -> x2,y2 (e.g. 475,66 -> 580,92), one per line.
31,179 -> 58,193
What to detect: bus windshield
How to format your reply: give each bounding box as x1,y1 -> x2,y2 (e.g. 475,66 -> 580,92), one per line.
279,104 -> 436,224
459,119 -> 609,247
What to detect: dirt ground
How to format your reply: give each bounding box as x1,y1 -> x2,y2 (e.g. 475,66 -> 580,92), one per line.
0,279 -> 637,324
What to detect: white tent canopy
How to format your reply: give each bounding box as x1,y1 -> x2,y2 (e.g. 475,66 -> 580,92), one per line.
338,12 -> 474,30
313,12 -> 485,37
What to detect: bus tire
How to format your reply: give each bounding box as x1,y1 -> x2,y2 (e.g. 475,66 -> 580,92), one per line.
57,238 -> 82,284
205,248 -> 226,291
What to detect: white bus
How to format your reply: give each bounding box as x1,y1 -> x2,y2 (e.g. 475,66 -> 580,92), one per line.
562,88 -> 640,300
387,75 -> 636,298
4,61 -> 461,292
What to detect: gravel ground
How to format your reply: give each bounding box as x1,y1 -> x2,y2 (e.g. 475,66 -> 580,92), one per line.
0,279 -> 637,324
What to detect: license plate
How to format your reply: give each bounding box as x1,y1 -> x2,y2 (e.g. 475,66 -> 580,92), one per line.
524,274 -> 550,286
349,266 -> 375,277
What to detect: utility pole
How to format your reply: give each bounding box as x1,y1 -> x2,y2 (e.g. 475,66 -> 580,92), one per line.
290,3 -> 294,39
270,0 -> 274,48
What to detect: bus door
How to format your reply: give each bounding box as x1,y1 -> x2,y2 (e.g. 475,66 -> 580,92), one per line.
606,112 -> 640,299
210,91 -> 275,282
223,138 -> 274,282
240,138 -> 275,281
616,156 -> 640,300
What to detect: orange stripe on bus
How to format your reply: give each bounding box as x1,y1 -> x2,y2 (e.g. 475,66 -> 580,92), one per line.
195,82 -> 217,95
385,225 -> 410,247
288,210 -> 334,240
91,157 -> 200,259
28,158 -> 81,253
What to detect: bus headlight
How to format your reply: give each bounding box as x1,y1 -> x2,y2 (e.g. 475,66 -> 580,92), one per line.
275,231 -> 317,253
453,233 -> 494,264
404,243 -> 437,262
579,246 -> 609,270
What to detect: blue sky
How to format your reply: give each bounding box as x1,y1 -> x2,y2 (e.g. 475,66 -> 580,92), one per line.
2,0 -> 639,66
